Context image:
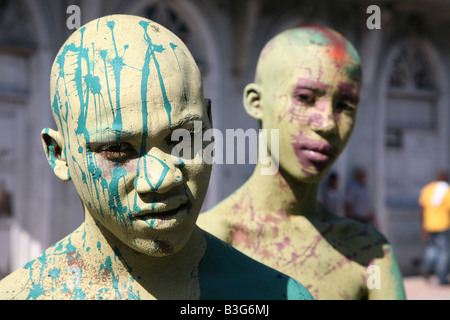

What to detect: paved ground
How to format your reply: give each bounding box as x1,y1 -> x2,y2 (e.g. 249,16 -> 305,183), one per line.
403,275 -> 450,300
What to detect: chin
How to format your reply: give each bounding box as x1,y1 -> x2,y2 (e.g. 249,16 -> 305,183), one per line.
128,236 -> 183,257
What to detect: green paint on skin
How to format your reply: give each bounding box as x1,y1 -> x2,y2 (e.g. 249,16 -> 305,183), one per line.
34,17 -> 200,299
99,256 -> 121,299
143,155 -> 170,191
49,268 -> 61,280
170,42 -> 188,102
54,19 -> 135,226
14,234 -> 85,300
344,63 -> 362,85
71,268 -> 87,300
127,278 -> 141,300
100,49 -> 116,122
108,165 -> 128,227
106,21 -> 125,141
44,128 -> 58,169
139,20 -> 172,126
387,245 -> 407,299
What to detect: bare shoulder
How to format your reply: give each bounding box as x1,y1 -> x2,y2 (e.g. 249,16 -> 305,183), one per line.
320,215 -> 391,265
0,264 -> 34,299
329,218 -> 406,299
199,230 -> 313,300
0,245 -> 68,300
197,195 -> 241,243
0,233 -> 81,300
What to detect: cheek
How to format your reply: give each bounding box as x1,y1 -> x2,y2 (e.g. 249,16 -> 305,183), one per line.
184,164 -> 211,197
337,114 -> 356,139
70,153 -> 138,206
307,112 -> 330,128
93,156 -> 138,181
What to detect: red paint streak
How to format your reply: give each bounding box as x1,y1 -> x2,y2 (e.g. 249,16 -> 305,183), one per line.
329,46 -> 348,65
67,251 -> 82,267
276,237 -> 291,251
304,25 -> 350,67
156,240 -> 174,254
231,223 -> 255,249
264,213 -> 283,224
261,249 -> 273,259
295,234 -> 323,267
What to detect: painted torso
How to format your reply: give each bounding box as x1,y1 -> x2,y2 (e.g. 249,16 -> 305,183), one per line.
0,224 -> 313,300
0,225 -> 199,300
198,184 -> 405,300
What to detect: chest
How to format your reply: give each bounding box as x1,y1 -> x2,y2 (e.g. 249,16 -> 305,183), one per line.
229,220 -> 368,299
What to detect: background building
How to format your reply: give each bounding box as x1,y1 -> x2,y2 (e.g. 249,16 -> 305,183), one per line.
0,0 -> 449,279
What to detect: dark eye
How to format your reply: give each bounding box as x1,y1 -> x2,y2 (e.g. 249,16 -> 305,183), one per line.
294,89 -> 316,105
97,143 -> 138,163
167,125 -> 204,146
336,99 -> 357,112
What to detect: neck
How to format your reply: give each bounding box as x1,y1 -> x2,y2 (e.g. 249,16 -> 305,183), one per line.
247,162 -> 322,218
74,208 -> 206,298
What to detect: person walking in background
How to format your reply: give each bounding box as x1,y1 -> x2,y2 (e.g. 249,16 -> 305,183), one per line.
345,168 -> 374,225
419,171 -> 450,285
319,172 -> 340,215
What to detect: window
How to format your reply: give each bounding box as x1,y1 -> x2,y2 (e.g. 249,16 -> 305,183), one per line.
144,3 -> 207,73
384,40 -> 439,206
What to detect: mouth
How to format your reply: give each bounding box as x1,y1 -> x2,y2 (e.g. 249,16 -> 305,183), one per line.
298,142 -> 337,161
134,199 -> 191,221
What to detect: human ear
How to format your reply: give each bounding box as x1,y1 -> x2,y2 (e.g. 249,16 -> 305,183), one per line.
243,83 -> 263,120
41,128 -> 71,181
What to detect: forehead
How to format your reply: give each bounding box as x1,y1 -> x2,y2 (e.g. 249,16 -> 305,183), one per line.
50,15 -> 204,134
264,45 -> 361,90
258,28 -> 361,86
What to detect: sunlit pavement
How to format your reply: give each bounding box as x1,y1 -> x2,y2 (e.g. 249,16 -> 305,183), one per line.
403,276 -> 450,300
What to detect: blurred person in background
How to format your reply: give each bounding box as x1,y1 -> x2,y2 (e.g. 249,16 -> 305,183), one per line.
419,171 -> 450,285
345,168 -> 374,225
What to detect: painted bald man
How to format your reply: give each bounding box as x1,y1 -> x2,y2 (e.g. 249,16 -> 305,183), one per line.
0,15 -> 313,300
198,26 -> 406,300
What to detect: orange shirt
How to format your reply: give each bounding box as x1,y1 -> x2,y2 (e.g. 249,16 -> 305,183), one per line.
419,181 -> 450,232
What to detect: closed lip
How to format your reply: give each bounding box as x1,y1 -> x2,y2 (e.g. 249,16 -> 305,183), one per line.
134,197 -> 190,219
299,141 -> 337,158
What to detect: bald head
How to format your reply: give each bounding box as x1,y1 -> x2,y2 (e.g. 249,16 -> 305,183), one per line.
50,14 -> 202,134
43,15 -> 212,257
244,26 -> 363,182
255,26 -> 362,87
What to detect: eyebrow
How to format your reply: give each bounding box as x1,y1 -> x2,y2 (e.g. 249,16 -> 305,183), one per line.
88,114 -> 207,143
89,127 -> 139,142
338,82 -> 359,102
295,78 -> 330,91
169,114 -> 206,131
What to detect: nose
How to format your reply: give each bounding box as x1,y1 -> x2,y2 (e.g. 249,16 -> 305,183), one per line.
309,99 -> 337,135
134,151 -> 183,194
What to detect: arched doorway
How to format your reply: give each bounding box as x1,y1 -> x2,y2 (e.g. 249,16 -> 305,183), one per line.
377,37 -> 448,274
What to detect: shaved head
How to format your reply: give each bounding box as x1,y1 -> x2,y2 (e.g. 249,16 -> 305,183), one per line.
255,26 -> 362,86
244,25 -> 363,182
43,14 -> 211,257
50,14 -> 202,135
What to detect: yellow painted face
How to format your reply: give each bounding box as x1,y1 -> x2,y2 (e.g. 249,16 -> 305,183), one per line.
257,27 -> 362,183
50,15 -> 211,256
